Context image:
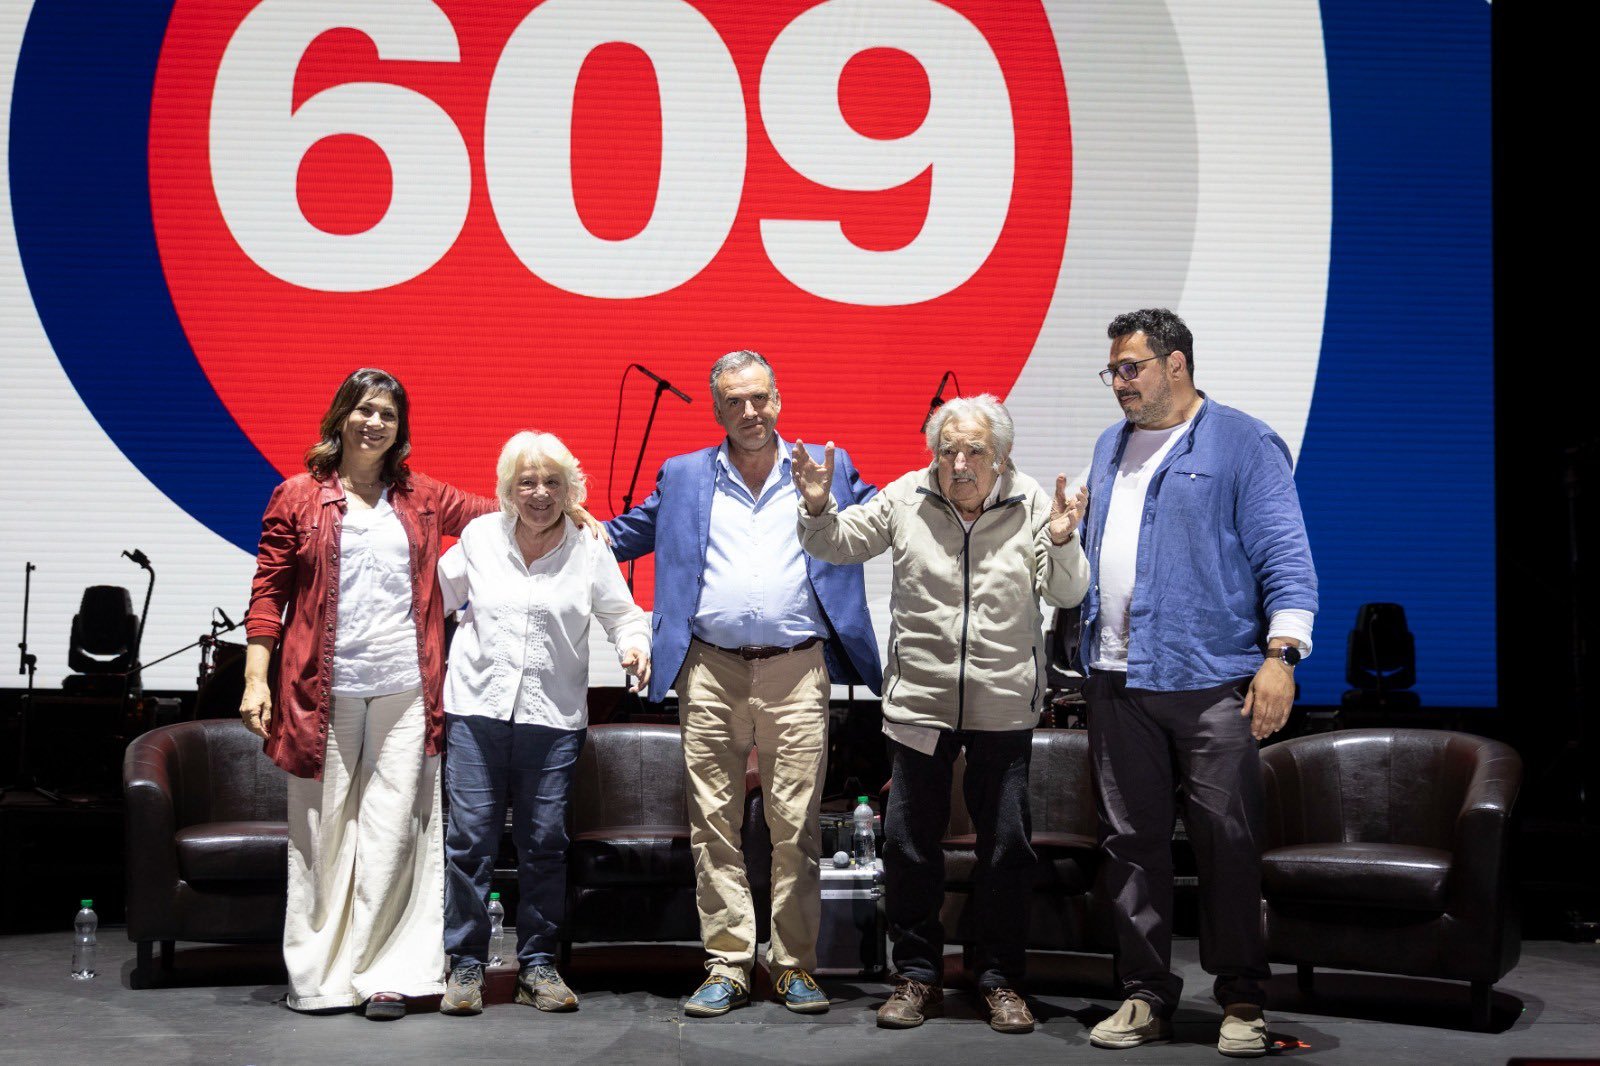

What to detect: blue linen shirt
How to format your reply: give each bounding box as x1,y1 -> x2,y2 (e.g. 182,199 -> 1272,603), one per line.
691,438 -> 827,650
1078,396 -> 1318,691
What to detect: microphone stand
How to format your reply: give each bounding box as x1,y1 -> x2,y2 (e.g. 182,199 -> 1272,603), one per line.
134,614 -> 243,679
619,364 -> 691,593
121,553 -> 156,710
3,562 -> 61,802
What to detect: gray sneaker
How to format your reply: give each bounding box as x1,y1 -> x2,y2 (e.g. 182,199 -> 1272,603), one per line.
1088,997 -> 1172,1049
516,963 -> 579,1012
440,963 -> 484,1016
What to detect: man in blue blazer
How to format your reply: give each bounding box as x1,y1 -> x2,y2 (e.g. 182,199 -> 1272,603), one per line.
607,350 -> 881,1017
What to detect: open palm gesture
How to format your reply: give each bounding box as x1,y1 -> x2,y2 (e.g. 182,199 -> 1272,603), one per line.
1049,475 -> 1088,544
791,439 -> 836,516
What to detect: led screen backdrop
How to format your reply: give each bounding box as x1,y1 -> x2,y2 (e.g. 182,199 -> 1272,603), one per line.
2,1 -> 1492,704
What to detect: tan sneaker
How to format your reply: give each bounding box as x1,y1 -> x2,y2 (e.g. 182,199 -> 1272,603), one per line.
515,963 -> 579,1012
439,963 -> 484,1016
1088,997 -> 1172,1049
876,977 -> 944,1029
1217,1003 -> 1268,1058
981,986 -> 1035,1034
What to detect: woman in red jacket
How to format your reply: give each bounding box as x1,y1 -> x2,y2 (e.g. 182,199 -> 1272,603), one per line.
239,368 -> 496,1019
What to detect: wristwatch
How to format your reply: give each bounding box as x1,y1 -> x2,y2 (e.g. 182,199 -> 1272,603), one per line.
1266,645 -> 1302,668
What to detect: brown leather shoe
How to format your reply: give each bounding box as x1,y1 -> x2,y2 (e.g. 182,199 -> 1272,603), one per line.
876,977 -> 944,1029
982,986 -> 1035,1034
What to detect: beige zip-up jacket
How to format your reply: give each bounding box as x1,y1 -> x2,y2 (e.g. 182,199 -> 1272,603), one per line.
798,465 -> 1089,732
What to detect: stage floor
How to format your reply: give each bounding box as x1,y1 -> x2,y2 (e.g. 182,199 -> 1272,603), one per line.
1,933 -> 1596,1065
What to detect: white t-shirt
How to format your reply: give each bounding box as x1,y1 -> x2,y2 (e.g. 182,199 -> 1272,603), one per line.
332,491 -> 422,698
1091,421 -> 1193,671
1090,419 -> 1314,671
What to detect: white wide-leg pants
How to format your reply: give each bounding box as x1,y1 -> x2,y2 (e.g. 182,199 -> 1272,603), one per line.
283,687 -> 445,1010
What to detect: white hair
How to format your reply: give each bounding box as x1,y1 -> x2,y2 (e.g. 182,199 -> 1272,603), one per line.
496,431 -> 586,517
924,394 -> 1014,463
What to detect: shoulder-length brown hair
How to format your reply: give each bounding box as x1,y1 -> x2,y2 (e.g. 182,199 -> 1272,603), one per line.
304,368 -> 412,484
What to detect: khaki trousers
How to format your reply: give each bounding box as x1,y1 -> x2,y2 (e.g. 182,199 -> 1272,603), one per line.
679,639 -> 828,983
284,687 -> 446,1010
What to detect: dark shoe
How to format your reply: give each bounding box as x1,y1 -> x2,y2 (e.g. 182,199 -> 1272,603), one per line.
1217,1003 -> 1268,1058
876,977 -> 944,1029
683,974 -> 750,1018
515,964 -> 579,1012
982,986 -> 1035,1034
775,968 -> 829,1014
1089,997 -> 1172,1049
364,992 -> 406,1021
440,963 -> 484,1016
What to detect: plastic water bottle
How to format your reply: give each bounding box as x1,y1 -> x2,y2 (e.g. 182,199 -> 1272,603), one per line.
852,796 -> 876,868
71,900 -> 98,980
487,892 -> 506,967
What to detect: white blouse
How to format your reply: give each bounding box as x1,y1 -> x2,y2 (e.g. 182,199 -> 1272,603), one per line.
332,491 -> 421,698
438,512 -> 649,730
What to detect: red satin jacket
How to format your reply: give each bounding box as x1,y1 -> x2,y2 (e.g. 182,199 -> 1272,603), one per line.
245,469 -> 495,778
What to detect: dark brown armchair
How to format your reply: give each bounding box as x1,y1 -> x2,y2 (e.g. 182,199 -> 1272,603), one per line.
1259,728 -> 1522,1029
940,728 -> 1116,966
123,720 -> 288,985
560,723 -> 769,961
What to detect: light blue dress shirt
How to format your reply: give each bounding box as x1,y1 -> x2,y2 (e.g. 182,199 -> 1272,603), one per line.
691,437 -> 827,650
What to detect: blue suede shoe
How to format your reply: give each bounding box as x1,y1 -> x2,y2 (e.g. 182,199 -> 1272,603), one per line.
683,975 -> 750,1018
775,968 -> 829,1014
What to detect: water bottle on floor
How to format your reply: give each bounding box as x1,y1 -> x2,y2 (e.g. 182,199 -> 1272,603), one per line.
487,892 -> 506,967
71,900 -> 98,980
852,796 -> 876,868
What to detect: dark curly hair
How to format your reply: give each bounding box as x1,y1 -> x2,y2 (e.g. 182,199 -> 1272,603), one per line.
304,368 -> 412,484
1107,308 -> 1194,378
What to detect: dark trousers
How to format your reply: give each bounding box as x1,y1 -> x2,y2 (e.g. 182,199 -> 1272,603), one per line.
884,728 -> 1034,989
443,714 -> 586,968
1086,671 -> 1269,1014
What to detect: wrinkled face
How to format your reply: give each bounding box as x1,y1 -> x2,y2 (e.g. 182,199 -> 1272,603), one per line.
339,388 -> 398,462
936,416 -> 1000,513
513,457 -> 569,534
712,363 -> 781,455
1107,332 -> 1177,428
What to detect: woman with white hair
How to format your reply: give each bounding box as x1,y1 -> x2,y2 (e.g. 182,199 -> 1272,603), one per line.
435,431 -> 650,1016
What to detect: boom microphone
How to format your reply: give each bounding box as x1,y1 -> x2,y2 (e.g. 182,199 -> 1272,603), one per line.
631,364 -> 693,405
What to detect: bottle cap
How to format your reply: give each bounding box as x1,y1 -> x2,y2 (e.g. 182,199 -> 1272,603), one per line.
80,899 -> 92,908
857,795 -> 869,805
489,891 -> 500,900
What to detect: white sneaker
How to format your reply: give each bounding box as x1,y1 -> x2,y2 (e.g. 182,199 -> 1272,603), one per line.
1217,1003 -> 1268,1058
1089,997 -> 1173,1049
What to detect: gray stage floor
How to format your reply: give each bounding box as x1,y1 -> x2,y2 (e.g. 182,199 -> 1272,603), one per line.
1,932 -> 1596,1065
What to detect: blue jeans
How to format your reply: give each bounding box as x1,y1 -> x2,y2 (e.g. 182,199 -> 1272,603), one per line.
443,715 -> 586,968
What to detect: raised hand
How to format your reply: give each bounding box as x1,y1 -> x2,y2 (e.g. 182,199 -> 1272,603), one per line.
1048,475 -> 1089,544
791,439 -> 836,516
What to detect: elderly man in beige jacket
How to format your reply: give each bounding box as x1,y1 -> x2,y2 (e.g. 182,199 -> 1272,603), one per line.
793,394 -> 1088,1035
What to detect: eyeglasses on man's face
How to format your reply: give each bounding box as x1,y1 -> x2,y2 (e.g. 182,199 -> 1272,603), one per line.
1098,353 -> 1166,386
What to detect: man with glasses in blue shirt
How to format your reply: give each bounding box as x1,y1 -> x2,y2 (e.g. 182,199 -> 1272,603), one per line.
1078,309 -> 1317,1058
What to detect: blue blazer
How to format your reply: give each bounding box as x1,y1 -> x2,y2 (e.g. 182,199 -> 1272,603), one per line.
606,442 -> 883,702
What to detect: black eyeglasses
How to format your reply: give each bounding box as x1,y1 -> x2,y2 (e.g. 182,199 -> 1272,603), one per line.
1098,354 -> 1166,386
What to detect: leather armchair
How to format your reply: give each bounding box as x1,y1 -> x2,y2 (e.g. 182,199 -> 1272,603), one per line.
560,723 -> 769,962
940,729 -> 1115,964
1259,728 -> 1522,1029
123,720 -> 288,985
